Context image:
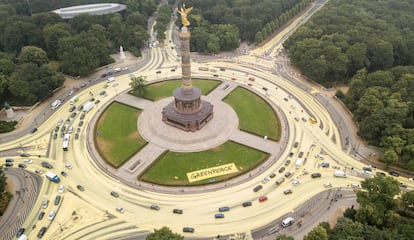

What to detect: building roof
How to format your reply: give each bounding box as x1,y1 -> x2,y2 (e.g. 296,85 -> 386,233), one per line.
53,3 -> 126,19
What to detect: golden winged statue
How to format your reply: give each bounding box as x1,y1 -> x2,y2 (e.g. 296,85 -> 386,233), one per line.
177,3 -> 193,27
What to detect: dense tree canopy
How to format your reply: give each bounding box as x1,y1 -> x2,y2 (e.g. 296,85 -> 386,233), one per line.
146,227 -> 183,240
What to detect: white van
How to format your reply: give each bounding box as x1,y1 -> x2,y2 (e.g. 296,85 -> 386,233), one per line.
281,217 -> 295,227
106,77 -> 115,83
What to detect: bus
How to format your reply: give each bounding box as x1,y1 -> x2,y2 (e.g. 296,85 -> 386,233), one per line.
62,134 -> 70,151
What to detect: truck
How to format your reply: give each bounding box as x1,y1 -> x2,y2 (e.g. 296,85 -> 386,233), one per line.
69,95 -> 79,105
83,101 -> 94,113
295,158 -> 302,168
334,170 -> 347,178
51,99 -> 62,110
45,172 -> 60,183
198,66 -> 209,71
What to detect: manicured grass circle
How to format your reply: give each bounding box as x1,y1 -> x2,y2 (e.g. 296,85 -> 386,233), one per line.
139,141 -> 269,186
94,102 -> 147,168
224,86 -> 281,141
129,79 -> 221,101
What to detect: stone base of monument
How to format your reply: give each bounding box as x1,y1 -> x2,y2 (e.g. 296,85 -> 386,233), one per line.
162,87 -> 214,132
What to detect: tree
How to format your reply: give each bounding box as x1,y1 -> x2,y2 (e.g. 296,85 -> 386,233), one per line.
146,226 -> 183,240
329,217 -> 364,240
303,226 -> 328,240
18,46 -> 48,66
129,75 -> 147,96
400,190 -> 414,212
275,235 -> 294,240
382,149 -> 398,169
0,166 -> 7,193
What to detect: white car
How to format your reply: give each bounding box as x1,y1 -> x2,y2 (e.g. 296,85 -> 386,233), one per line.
24,159 -> 33,164
57,119 -> 63,126
292,180 -> 301,186
409,178 -> 414,182
65,164 -> 73,169
324,182 -> 333,188
116,207 -> 125,213
58,185 -> 65,193
262,178 -> 269,184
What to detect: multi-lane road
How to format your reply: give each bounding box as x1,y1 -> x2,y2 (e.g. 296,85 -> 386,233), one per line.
1,0 -> 413,239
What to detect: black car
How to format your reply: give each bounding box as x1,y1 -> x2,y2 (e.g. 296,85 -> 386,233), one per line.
69,106 -> 76,112
77,105 -> 83,111
61,125 -> 66,132
77,185 -> 85,191
242,201 -> 252,207
311,173 -> 322,178
38,211 -> 45,220
269,173 -> 276,179
54,195 -> 61,205
37,227 -> 47,238
55,126 -> 59,132
183,227 -> 195,233
284,160 -> 291,166
278,167 -> 286,173
95,100 -> 100,104
298,151 -> 304,158
70,112 -> 77,118
53,133 -> 58,140
389,171 -> 399,177
78,121 -> 84,127
18,163 -> 27,169
293,142 -> 299,148
16,228 -> 25,238
61,171 -> 68,177
80,113 -> 85,120
41,161 -> 53,169
75,133 -> 79,140
289,152 -> 294,157
173,209 -> 183,214
5,158 -> 14,162
110,191 -> 119,198
5,162 -> 13,167
253,185 -> 263,192
30,127 -> 38,134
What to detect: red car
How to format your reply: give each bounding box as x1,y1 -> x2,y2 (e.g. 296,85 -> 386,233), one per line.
259,196 -> 268,202
248,77 -> 255,81
231,77 -> 237,80
247,83 -> 253,87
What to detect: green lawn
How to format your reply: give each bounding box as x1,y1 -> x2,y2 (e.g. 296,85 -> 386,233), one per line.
94,102 -> 147,168
139,141 -> 269,186
223,87 -> 281,141
130,79 -> 221,101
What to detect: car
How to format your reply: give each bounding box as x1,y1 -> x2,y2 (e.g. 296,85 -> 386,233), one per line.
110,191 -> 119,198
269,173 -> 276,179
38,211 -> 45,220
18,163 -> 27,168
65,119 -> 71,125
259,196 -> 268,202
101,73 -> 107,78
283,97 -> 289,101
289,152 -> 294,157
77,105 -> 83,111
278,167 -> 286,173
5,162 -> 13,167
253,185 -> 263,192
89,98 -> 95,102
281,217 -> 295,227
57,119 -> 63,126
284,160 -> 291,166
35,169 -> 43,174
231,77 -> 236,80
376,172 -> 386,177
324,182 -> 333,188
61,171 -> 68,177
61,125 -> 66,132
80,83 -> 88,88
311,173 -> 322,178
213,74 -> 219,77
183,227 -> 195,233
54,195 -> 61,205
78,121 -> 84,127
74,133 -> 79,140
351,183 -> 361,189
80,113 -> 85,120
55,126 -> 59,132
99,91 -> 107,96
77,185 -> 85,191
284,171 -> 293,178
37,227 -> 47,238
69,106 -> 76,112
302,117 -> 307,122
20,153 -> 30,157
248,77 -> 255,81
156,70 -> 161,74
41,161 -> 53,169
293,142 -> 299,148
65,164 -> 72,169
24,159 -> 33,164
298,152 -> 304,158
77,127 -> 81,133
400,182 -> 408,188
60,132 -> 65,138
150,205 -> 160,211
218,207 -> 230,212
214,213 -> 225,219
58,185 -> 65,193
30,127 -> 38,134
16,228 -> 25,238
262,177 -> 269,184
42,200 -> 49,209
292,180 -> 300,186
284,189 -> 293,195
409,178 -> 414,182
320,162 -> 330,168
48,210 -> 56,220
116,207 -> 125,213
5,158 -> 14,162
173,209 -> 183,214
242,201 -> 252,207
70,112 -> 77,118
95,100 -> 100,104
67,126 -> 73,134
389,171 -> 399,177
53,133 -> 58,139
122,66 -> 129,71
